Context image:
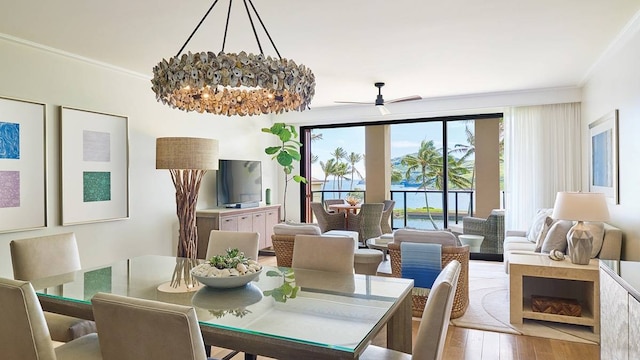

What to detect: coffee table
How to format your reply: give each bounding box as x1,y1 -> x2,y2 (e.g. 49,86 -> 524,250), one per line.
366,237 -> 390,261
509,253 -> 600,334
458,234 -> 484,252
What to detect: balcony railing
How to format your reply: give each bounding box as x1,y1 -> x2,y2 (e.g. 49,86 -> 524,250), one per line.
310,189 -> 477,230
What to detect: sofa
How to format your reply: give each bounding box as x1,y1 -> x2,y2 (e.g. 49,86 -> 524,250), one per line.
503,209 -> 622,272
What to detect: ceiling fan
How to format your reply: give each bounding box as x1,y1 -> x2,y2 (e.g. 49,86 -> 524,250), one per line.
335,82 -> 422,115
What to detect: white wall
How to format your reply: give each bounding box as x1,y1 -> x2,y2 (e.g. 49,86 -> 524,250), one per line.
0,37 -> 279,278
582,20 -> 640,260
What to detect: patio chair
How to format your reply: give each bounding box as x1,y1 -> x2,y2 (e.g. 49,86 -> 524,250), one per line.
310,202 -> 346,232
347,202 -> 384,244
324,198 -> 346,213
360,260 -> 461,360
0,277 -> 102,360
10,232 -> 97,342
462,209 -> 505,254
380,199 -> 396,234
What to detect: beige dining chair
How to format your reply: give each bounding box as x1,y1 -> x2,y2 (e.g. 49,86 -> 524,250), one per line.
91,292 -> 211,360
360,260 -> 461,360
9,232 -> 97,342
292,234 -> 355,274
0,277 -> 102,360
205,230 -> 260,261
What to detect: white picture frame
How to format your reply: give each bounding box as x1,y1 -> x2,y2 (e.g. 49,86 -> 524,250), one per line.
61,106 -> 129,225
589,109 -> 619,204
0,96 -> 47,232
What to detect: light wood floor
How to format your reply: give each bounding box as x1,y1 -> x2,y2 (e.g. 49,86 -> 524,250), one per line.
208,255 -> 599,360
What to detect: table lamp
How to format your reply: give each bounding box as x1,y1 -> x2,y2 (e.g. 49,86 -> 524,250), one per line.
551,192 -> 610,265
156,137 -> 219,290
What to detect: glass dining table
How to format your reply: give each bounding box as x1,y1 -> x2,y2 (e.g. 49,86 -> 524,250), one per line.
33,255 -> 413,360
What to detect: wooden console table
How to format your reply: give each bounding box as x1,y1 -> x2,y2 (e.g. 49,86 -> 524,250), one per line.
195,205 -> 280,259
509,254 -> 599,334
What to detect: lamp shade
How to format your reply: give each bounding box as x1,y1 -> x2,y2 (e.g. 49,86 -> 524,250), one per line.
156,137 -> 219,170
551,192 -> 610,222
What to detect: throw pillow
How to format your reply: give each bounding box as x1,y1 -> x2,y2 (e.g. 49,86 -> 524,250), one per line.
569,222 -> 605,258
534,216 -> 554,253
527,208 -> 554,243
540,220 -> 573,254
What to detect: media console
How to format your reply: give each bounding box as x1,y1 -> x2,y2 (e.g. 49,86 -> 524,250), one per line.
195,204 -> 281,259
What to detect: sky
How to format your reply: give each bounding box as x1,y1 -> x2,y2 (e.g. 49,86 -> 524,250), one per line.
310,120 -> 473,179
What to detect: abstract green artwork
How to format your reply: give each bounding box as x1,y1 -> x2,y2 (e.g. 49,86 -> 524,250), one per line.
83,171 -> 111,202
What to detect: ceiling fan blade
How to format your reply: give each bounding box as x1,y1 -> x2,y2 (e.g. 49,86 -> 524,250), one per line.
377,105 -> 391,115
386,95 -> 422,104
334,101 -> 373,105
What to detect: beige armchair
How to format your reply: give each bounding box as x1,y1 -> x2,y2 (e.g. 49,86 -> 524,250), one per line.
92,292 -> 209,360
0,277 -> 102,360
360,260 -> 461,360
9,233 -> 97,342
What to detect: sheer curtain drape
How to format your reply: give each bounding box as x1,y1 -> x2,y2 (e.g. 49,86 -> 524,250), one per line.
504,103 -> 582,230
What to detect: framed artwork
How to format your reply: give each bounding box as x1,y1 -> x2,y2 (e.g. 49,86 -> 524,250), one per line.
589,109 -> 619,204
0,96 -> 47,232
61,107 -> 129,225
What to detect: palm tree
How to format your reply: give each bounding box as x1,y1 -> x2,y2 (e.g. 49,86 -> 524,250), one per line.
333,161 -> 349,197
346,152 -> 364,190
449,123 -> 476,215
319,158 -> 337,191
401,140 -> 441,229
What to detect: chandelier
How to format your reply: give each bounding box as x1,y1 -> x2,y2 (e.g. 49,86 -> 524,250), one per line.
151,0 -> 315,116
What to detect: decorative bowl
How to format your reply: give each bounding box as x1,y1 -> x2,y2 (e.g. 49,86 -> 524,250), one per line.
191,267 -> 263,289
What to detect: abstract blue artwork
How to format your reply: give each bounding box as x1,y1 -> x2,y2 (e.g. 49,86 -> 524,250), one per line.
0,122 -> 20,159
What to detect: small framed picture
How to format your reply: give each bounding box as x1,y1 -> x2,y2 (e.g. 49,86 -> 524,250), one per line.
589,110 -> 619,204
61,106 -> 129,225
0,96 -> 47,232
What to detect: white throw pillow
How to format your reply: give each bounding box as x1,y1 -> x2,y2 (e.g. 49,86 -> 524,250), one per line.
527,209 -> 554,243
540,220 -> 573,254
534,216 -> 554,253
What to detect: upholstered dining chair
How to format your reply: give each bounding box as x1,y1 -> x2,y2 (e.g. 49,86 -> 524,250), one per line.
92,292 -> 213,360
205,230 -> 260,261
347,202 -> 384,244
380,199 -> 396,234
310,202 -> 346,232
292,234 -> 356,274
10,232 -> 97,342
0,277 -> 102,360
360,260 -> 461,360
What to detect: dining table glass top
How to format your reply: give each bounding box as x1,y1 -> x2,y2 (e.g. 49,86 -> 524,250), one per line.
34,255 -> 413,353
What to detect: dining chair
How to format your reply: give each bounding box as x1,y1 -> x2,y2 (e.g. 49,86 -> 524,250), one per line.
360,260 -> 461,360
205,230 -> 260,261
9,232 -> 98,342
310,202 -> 346,232
292,234 -> 355,274
271,223 -> 322,267
324,198 -> 346,213
0,277 -> 102,360
380,199 -> 396,234
91,292 -> 212,360
347,202 -> 384,244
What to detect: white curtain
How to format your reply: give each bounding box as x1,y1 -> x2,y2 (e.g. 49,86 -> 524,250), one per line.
504,103 -> 582,231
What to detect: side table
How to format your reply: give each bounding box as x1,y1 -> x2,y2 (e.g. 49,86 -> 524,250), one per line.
366,237 -> 390,261
458,234 -> 484,253
509,254 -> 599,334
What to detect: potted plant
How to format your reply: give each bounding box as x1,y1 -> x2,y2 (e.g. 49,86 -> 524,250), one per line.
262,123 -> 307,221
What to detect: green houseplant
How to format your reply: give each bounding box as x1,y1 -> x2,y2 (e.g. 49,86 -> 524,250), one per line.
262,123 -> 307,221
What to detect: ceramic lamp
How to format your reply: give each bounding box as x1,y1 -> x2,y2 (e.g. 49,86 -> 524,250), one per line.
551,192 -> 610,265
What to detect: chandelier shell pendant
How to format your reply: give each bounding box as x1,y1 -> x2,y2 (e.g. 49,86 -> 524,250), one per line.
151,0 -> 315,117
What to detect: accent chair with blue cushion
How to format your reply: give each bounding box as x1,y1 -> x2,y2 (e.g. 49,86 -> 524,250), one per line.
389,229 -> 469,318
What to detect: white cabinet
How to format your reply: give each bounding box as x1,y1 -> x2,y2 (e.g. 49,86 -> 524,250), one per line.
600,268 -> 629,359
196,205 -> 281,258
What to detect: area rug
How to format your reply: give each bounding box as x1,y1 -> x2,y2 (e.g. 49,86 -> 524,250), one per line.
450,260 -> 600,345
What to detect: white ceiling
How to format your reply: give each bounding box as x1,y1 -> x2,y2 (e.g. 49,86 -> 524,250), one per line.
1,0 -> 639,109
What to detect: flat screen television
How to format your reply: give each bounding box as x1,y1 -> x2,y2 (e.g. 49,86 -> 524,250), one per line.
216,159 -> 262,207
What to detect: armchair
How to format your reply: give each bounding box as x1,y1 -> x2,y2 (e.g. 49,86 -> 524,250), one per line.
347,203 -> 384,244
324,199 -> 346,213
462,209 -> 505,254
310,202 -> 345,232
380,200 -> 396,234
